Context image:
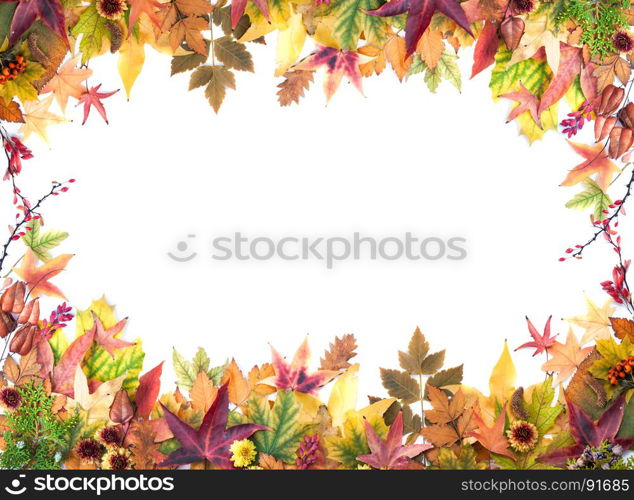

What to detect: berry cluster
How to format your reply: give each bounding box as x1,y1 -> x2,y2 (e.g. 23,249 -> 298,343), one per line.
608,355 -> 634,385
0,55 -> 26,85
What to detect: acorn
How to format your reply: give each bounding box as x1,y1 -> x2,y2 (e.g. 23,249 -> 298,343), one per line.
9,324 -> 38,355
609,126 -> 634,158
595,115 -> 617,142
0,281 -> 25,314
598,84 -> 625,116
0,311 -> 16,339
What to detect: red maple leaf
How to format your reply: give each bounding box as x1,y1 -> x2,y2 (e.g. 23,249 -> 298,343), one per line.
77,85 -> 119,125
540,395 -> 634,467
230,0 -> 269,28
367,0 -> 473,57
0,0 -> 67,46
295,46 -> 371,102
88,312 -> 134,358
264,338 -> 339,394
357,413 -> 432,469
159,383 -> 268,468
515,315 -> 557,357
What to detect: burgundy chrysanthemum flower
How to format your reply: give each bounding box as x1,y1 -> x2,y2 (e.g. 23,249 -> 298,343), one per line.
0,387 -> 22,410
102,448 -> 133,470
96,0 -> 127,20
75,439 -> 106,461
511,0 -> 534,14
613,31 -> 634,53
506,421 -> 538,453
97,426 -> 123,447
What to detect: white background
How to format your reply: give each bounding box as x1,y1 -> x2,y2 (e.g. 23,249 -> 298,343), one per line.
3,41 -> 630,401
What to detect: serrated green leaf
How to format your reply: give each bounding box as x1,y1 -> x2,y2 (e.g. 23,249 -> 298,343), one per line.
436,51 -> 461,91
247,391 -> 304,462
424,67 -> 441,92
173,348 -> 197,391
192,347 -> 210,374
325,414 -> 387,468
566,178 -> 612,220
83,338 -> 144,396
526,376 -> 562,435
331,0 -> 388,50
21,219 -> 68,262
71,5 -> 108,63
437,445 -> 486,469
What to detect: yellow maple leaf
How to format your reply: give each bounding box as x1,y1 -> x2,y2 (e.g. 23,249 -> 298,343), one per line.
41,56 -> 93,112
567,296 -> 615,345
68,366 -> 126,424
19,95 -> 68,145
509,16 -> 567,73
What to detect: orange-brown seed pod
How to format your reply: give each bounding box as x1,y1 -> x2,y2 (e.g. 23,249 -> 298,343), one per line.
17,298 -> 39,325
0,311 -> 16,339
619,103 -> 634,128
595,115 -> 617,142
599,85 -> 625,116
500,17 -> 525,51
1,281 -> 25,314
9,324 -> 37,355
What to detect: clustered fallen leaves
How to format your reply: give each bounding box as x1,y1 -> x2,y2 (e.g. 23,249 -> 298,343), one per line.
0,252 -> 633,470
0,0 -> 634,472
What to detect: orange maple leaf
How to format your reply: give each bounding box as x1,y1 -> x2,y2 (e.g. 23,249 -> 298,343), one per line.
468,404 -> 514,458
561,141 -> 620,190
128,0 -> 164,31
13,249 -> 73,299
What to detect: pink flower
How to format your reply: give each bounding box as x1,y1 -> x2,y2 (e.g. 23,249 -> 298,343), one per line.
561,101 -> 593,138
601,260 -> 631,304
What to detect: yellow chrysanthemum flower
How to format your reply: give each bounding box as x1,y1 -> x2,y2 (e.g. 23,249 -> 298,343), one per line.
101,447 -> 134,470
230,439 -> 257,468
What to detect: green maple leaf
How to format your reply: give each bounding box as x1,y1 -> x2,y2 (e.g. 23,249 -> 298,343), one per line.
172,347 -> 227,391
329,0 -> 389,50
526,376 -> 563,436
71,4 -> 109,63
325,413 -> 388,468
566,179 -> 612,220
21,218 -> 68,262
437,446 -> 486,469
243,391 -> 304,463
